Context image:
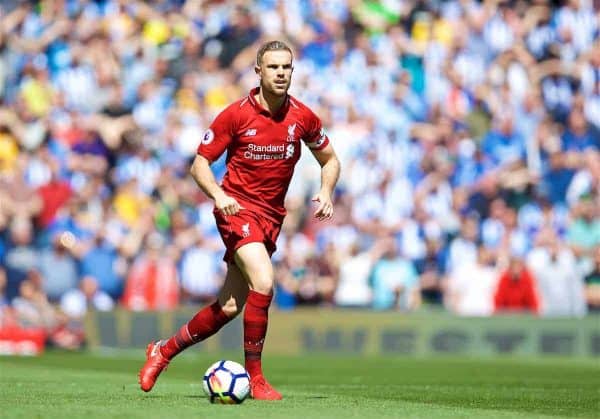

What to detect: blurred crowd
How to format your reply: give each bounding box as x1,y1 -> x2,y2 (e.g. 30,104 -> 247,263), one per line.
0,0 -> 599,348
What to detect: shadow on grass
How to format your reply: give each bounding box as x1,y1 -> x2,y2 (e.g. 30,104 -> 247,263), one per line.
183,395 -> 330,401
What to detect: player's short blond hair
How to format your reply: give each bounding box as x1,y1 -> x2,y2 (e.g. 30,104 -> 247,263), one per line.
256,40 -> 293,66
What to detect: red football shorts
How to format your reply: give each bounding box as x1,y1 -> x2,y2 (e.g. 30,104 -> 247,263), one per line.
213,209 -> 282,263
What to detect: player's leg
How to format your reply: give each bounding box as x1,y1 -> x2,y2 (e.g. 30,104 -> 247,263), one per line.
233,242 -> 282,400
160,263 -> 248,359
138,264 -> 247,392
217,263 -> 250,313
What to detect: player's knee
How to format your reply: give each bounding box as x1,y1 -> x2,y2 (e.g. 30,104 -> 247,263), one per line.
221,297 -> 241,317
249,277 -> 274,295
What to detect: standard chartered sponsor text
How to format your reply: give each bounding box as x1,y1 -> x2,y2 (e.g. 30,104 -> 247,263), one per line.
244,143 -> 286,160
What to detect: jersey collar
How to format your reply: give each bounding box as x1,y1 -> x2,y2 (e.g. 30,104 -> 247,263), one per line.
248,87 -> 290,118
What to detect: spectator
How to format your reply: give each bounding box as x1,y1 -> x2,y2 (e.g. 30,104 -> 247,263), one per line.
445,246 -> 499,317
370,239 -> 420,311
584,247 -> 600,312
562,109 -> 599,152
415,234 -> 447,305
0,155 -> 42,220
310,242 -> 340,306
566,194 -> 600,273
0,268 -> 7,309
12,275 -> 84,350
493,258 -> 540,315
333,240 -> 387,308
60,276 -> 114,319
566,150 -> 599,206
527,227 -> 587,317
446,215 -> 479,275
3,217 -> 38,302
539,67 -> 580,123
79,228 -> 126,300
12,279 -> 59,331
273,254 -> 299,311
482,113 -> 526,168
121,232 -> 179,311
0,125 -> 20,175
38,231 -> 79,303
179,231 -> 222,304
35,153 -> 72,229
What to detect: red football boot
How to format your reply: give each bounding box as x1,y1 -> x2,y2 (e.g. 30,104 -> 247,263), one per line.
138,341 -> 170,392
250,375 -> 282,400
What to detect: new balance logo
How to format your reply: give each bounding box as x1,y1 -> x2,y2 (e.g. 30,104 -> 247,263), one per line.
244,129 -> 257,136
150,343 -> 160,357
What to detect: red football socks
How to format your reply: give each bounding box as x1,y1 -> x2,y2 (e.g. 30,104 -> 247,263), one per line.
160,301 -> 230,359
244,290 -> 272,378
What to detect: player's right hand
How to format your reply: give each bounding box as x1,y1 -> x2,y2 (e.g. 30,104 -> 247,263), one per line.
215,193 -> 243,216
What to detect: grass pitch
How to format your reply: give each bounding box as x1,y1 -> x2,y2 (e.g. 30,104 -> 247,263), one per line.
0,351 -> 598,418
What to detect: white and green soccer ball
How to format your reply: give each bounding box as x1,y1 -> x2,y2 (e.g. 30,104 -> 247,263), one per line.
202,360 -> 250,404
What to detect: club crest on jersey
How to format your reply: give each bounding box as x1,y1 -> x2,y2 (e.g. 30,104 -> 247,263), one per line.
242,223 -> 250,238
286,123 -> 296,142
285,144 -> 295,159
202,129 -> 214,145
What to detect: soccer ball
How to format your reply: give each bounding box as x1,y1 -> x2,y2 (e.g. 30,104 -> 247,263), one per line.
202,360 -> 250,404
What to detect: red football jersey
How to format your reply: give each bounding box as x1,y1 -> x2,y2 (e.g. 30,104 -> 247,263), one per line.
197,87 -> 329,223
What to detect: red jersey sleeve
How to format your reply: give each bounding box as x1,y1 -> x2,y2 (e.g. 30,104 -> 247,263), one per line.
303,109 -> 329,151
197,106 -> 237,162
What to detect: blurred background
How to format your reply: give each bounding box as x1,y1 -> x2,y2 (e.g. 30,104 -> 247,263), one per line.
0,0 -> 598,355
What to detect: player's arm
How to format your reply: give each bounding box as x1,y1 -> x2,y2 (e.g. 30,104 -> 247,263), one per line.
193,108 -> 243,216
189,155 -> 224,201
190,155 -> 242,216
310,143 -> 340,221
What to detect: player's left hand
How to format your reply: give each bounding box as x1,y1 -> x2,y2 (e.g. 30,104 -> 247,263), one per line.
312,191 -> 334,221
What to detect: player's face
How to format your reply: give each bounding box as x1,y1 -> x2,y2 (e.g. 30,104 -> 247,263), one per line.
256,50 -> 293,97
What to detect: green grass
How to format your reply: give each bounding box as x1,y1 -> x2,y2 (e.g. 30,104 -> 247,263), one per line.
0,351 -> 598,418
